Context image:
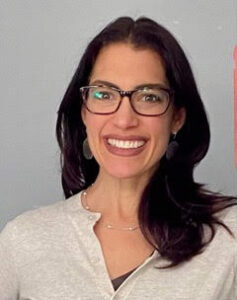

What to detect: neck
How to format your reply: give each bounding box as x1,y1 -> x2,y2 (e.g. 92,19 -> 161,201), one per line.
84,168 -> 152,223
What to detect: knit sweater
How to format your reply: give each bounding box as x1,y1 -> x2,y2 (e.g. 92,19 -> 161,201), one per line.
0,191 -> 236,299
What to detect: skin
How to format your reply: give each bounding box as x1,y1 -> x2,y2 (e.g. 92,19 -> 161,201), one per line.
81,42 -> 185,220
81,42 -> 186,278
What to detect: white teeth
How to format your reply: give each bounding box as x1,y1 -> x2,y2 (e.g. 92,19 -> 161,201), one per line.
107,139 -> 145,149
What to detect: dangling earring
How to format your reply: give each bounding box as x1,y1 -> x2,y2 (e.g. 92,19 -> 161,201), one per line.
166,132 -> 179,161
83,137 -> 93,160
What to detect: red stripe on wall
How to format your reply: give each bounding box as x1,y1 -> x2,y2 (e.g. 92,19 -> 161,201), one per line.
234,46 -> 237,167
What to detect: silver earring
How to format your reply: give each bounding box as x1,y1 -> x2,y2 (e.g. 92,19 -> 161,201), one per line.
83,137 -> 93,160
166,132 -> 179,161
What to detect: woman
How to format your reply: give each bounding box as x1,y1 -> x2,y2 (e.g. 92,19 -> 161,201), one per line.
0,17 -> 236,299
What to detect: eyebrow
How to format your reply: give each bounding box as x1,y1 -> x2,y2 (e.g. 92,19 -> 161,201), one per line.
89,80 -> 169,90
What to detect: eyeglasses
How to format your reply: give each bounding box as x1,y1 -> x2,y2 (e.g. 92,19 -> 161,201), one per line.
80,85 -> 173,117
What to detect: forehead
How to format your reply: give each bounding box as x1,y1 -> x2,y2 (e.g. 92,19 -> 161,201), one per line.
90,43 -> 168,88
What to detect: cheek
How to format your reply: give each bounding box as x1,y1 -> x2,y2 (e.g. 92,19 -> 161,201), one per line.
149,117 -> 173,141
86,120 -> 98,142
149,118 -> 173,155
84,117 -> 104,153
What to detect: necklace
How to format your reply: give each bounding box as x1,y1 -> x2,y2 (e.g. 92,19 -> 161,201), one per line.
82,190 -> 140,231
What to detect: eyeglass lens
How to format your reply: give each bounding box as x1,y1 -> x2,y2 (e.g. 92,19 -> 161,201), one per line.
82,86 -> 170,115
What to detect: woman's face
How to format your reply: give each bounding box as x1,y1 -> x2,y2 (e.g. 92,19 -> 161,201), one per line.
82,43 -> 185,180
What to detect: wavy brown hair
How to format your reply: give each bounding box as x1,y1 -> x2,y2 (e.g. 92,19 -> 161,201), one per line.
56,16 -> 236,267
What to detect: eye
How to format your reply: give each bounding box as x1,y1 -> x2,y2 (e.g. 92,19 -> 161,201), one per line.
135,88 -> 168,104
143,94 -> 161,102
93,91 -> 111,100
91,87 -> 116,101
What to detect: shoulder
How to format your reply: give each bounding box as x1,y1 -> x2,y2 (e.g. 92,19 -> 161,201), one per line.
213,205 -> 237,274
219,204 -> 237,234
0,192 -> 84,245
213,204 -> 237,252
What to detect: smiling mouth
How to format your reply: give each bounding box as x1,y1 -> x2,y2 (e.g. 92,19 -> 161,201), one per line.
107,139 -> 145,149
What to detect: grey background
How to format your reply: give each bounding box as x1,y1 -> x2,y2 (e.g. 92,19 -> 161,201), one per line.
0,1 -> 236,230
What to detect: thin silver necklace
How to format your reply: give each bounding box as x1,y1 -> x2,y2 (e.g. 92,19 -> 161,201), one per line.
82,190 -> 140,231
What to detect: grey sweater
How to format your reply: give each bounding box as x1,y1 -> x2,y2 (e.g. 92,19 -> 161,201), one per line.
0,191 -> 236,299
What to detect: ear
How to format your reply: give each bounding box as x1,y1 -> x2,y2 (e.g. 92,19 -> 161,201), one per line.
171,107 -> 186,134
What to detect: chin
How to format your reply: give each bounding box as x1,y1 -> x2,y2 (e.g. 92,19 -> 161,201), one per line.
95,150 -> 162,181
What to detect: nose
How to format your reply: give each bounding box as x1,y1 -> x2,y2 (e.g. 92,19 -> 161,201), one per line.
112,96 -> 139,129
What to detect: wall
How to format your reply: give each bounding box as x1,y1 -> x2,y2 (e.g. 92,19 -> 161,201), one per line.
0,0 -> 236,230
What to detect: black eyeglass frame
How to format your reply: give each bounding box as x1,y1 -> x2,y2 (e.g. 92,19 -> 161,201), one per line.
80,84 -> 174,117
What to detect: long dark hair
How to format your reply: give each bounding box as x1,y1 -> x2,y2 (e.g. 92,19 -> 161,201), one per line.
56,16 -> 236,267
